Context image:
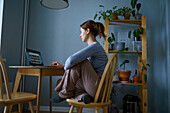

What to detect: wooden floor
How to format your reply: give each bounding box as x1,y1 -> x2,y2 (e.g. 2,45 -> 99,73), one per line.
23,109 -> 68,113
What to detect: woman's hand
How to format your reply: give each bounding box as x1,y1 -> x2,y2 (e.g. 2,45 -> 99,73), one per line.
51,62 -> 64,68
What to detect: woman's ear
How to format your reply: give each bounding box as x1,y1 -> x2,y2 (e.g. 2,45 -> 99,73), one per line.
86,28 -> 90,34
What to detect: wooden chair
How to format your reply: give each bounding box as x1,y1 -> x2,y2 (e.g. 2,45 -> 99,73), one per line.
66,53 -> 117,113
0,56 -> 37,113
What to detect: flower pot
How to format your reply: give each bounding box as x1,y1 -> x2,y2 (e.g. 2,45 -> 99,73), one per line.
123,13 -> 131,20
132,41 -> 142,51
109,44 -> 115,50
112,13 -> 118,20
115,42 -> 125,51
135,13 -> 142,19
133,76 -> 140,83
117,70 -> 131,83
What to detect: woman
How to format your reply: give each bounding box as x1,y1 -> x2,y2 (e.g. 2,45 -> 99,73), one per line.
51,20 -> 108,104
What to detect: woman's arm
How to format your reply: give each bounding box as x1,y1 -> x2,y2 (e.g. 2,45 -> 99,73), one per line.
64,43 -> 98,70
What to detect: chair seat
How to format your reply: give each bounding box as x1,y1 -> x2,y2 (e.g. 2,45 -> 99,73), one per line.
0,92 -> 37,106
66,99 -> 111,108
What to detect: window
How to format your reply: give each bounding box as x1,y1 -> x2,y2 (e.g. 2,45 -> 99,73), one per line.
0,0 -> 4,54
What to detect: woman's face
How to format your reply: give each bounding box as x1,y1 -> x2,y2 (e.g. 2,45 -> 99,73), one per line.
80,27 -> 88,42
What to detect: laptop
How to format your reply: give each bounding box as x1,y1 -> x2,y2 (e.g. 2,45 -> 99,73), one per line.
25,48 -> 50,66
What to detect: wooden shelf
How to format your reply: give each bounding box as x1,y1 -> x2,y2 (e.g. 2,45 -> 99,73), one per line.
104,16 -> 148,113
109,50 -> 142,54
109,19 -> 141,25
113,82 -> 142,85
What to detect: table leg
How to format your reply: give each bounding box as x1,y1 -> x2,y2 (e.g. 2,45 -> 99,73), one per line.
36,76 -> 42,113
9,71 -> 23,112
50,76 -> 52,113
13,71 -> 23,92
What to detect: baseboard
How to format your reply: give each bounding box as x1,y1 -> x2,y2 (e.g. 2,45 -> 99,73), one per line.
32,106 -> 103,113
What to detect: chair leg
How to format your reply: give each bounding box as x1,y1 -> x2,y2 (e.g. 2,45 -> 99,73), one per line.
69,105 -> 74,113
18,103 -> 22,113
29,101 -> 35,113
76,106 -> 80,113
3,106 -> 8,113
9,105 -> 13,113
103,106 -> 108,113
79,107 -> 82,113
95,109 -> 99,113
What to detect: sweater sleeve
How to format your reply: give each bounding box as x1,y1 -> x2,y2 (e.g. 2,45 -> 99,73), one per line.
64,43 -> 97,70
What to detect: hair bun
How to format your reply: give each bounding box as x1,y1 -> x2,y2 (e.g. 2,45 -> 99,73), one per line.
80,20 -> 106,39
94,22 -> 105,38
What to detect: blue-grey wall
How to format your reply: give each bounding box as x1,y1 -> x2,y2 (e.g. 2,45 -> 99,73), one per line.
1,0 -> 170,112
1,0 -> 24,82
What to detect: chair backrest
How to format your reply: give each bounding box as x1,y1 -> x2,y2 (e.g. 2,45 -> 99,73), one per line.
94,53 -> 117,103
0,56 -> 11,100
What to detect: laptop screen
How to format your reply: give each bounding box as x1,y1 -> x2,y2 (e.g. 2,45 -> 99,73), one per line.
25,48 -> 44,66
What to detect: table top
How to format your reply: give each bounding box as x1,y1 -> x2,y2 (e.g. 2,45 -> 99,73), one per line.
9,66 -> 64,69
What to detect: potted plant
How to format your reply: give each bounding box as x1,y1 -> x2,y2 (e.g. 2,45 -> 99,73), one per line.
128,27 -> 143,51
108,32 -> 115,50
117,60 -> 131,83
133,70 -> 140,83
94,5 -> 113,21
112,6 -> 121,20
119,7 -> 132,20
128,27 -> 144,40
135,3 -> 142,19
131,0 -> 142,19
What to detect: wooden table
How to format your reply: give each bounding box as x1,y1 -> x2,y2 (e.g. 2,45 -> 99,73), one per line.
9,66 -> 65,113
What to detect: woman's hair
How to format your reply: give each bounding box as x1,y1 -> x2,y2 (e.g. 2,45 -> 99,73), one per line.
80,20 -> 106,39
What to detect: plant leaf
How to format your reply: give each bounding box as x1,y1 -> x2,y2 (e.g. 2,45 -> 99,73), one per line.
99,5 -> 104,8
108,15 -> 113,20
111,32 -> 115,41
142,66 -> 147,70
120,60 -> 129,67
131,0 -> 137,9
94,14 -> 98,20
108,10 -> 112,14
146,64 -> 150,67
144,74 -> 147,82
128,30 -> 131,38
134,29 -> 140,37
139,27 -> 144,34
103,16 -> 106,20
132,10 -> 136,17
108,37 -> 114,44
98,16 -> 101,20
137,3 -> 141,11
113,6 -> 117,10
